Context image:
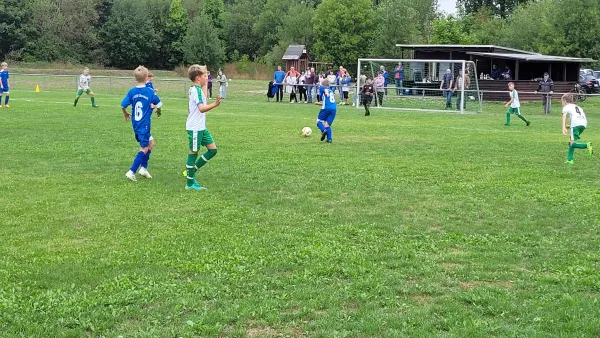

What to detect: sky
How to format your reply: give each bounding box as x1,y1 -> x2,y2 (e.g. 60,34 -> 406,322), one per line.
438,0 -> 458,14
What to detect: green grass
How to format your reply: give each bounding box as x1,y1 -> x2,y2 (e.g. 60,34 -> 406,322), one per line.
1,82 -> 600,338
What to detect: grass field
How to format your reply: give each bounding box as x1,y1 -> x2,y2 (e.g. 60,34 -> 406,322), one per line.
1,82 -> 600,337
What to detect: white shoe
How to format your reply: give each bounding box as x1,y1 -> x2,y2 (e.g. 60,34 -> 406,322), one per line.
138,167 -> 152,179
125,170 -> 137,182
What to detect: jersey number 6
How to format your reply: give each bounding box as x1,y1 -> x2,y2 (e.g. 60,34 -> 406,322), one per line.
134,102 -> 143,121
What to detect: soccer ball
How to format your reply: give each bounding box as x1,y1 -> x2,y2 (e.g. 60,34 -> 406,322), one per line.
302,127 -> 312,137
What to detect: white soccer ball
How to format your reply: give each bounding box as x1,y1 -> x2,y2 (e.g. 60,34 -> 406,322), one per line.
302,127 -> 312,137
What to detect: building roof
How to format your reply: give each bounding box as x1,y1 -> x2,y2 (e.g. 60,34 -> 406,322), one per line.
396,44 -> 539,55
466,52 -> 595,63
282,45 -> 308,60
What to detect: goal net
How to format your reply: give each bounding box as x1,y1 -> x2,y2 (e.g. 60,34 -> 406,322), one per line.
355,58 -> 482,114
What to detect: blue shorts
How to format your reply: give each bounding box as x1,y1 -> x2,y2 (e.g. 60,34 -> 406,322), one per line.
135,133 -> 153,148
317,109 -> 336,126
0,87 -> 9,94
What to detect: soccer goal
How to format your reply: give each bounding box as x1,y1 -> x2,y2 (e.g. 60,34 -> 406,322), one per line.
356,58 -> 482,114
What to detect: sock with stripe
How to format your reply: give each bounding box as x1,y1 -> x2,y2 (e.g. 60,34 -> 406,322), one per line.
195,148 -> 217,170
91,96 -> 95,106
325,126 -> 332,141
316,121 -> 325,132
186,153 -> 198,186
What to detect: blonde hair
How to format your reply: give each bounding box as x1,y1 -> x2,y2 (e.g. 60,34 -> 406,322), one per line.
508,82 -> 515,87
133,66 -> 149,83
561,93 -> 575,105
1,62 -> 7,67
188,64 -> 207,82
83,67 -> 89,71
147,72 -> 154,78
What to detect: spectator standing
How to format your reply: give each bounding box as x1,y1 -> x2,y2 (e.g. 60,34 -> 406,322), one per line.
340,72 -> 351,105
380,65 -> 389,95
535,72 -> 554,114
286,72 -> 298,103
440,69 -> 454,109
298,71 -> 307,103
207,71 -> 213,99
216,70 -> 227,99
273,66 -> 286,102
374,71 -> 385,107
454,70 -> 470,111
394,62 -> 404,95
305,67 -> 316,103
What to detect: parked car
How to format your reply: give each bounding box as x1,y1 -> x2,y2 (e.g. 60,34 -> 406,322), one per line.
579,74 -> 600,93
593,71 -> 600,80
580,68 -> 594,76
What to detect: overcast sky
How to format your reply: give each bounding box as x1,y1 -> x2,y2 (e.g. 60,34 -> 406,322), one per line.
438,0 -> 458,14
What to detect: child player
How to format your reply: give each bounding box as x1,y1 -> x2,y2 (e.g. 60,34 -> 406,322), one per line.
504,82 -> 530,127
561,93 -> 592,164
360,77 -> 374,116
316,79 -> 337,143
121,66 -> 162,182
185,64 -> 222,191
0,62 -> 10,108
146,72 -> 158,93
74,67 -> 99,108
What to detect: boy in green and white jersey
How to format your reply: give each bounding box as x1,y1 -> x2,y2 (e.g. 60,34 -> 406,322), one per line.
504,82 -> 530,126
73,67 -> 98,108
562,93 -> 592,164
185,64 -> 222,191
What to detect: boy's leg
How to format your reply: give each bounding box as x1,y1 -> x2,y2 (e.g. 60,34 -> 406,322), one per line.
194,130 -> 217,171
4,93 -> 8,106
88,89 -> 98,107
505,109 -> 511,125
74,89 -> 83,106
325,113 -> 335,142
568,127 -> 590,162
515,109 -> 530,125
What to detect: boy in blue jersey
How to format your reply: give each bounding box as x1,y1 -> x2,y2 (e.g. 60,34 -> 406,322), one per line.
316,79 -> 337,143
121,66 -> 163,182
146,72 -> 157,93
0,62 -> 10,108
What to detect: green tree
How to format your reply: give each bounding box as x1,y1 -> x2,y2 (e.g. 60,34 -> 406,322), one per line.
370,0 -> 437,58
253,0 -> 290,56
0,0 -> 32,60
102,0 -> 158,68
183,14 -> 225,70
312,0 -> 375,67
431,15 -> 474,44
204,0 -> 224,30
225,0 -> 262,59
165,0 -> 189,67
457,0 -> 531,18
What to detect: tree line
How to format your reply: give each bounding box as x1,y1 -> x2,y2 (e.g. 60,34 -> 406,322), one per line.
0,0 -> 597,72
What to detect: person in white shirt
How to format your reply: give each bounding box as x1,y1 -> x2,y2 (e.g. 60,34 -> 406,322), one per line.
73,67 -> 98,108
561,93 -> 592,164
504,82 -> 530,127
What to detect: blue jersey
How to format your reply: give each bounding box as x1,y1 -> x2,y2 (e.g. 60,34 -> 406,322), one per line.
320,86 -> 337,111
0,70 -> 9,87
121,85 -> 162,135
274,70 -> 286,84
146,81 -> 154,91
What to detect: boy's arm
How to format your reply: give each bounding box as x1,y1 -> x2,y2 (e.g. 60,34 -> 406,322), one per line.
122,107 -> 130,121
197,96 -> 221,113
562,112 -> 568,135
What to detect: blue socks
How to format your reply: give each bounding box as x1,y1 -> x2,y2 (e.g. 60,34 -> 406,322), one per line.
317,121 -> 325,132
130,151 -> 145,173
326,126 -> 332,141
141,150 -> 151,169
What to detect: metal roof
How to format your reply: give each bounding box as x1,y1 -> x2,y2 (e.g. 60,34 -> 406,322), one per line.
282,45 -> 308,60
395,44 -> 539,55
466,52 -> 594,63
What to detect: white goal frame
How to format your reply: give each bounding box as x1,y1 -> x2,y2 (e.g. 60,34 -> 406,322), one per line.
356,58 -> 482,114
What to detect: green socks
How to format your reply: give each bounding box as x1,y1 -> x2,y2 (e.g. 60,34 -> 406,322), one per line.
517,114 -> 529,124
186,153 -> 198,186
506,112 -> 510,125
74,97 -> 79,106
568,142 -> 589,161
91,96 -> 96,106
195,149 -> 218,169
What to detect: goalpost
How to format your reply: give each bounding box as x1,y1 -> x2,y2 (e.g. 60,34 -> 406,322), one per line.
356,58 -> 482,114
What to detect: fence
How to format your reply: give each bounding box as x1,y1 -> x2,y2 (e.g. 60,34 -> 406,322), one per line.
10,73 -> 600,114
